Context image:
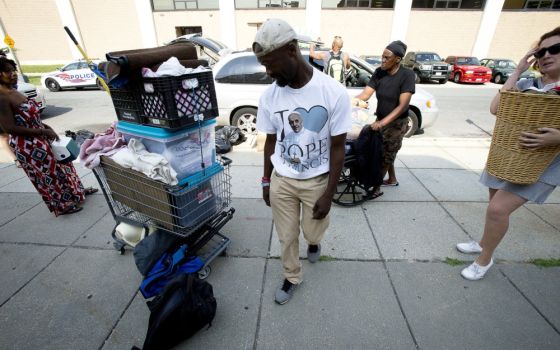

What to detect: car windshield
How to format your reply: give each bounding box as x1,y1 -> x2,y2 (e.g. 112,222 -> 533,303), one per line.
497,60 -> 517,69
364,56 -> 381,65
417,53 -> 441,62
457,57 -> 481,65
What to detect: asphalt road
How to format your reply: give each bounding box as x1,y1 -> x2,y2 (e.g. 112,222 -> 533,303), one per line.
38,82 -> 501,139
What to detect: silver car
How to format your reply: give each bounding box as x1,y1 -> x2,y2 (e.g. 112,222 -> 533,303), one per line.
18,74 -> 46,113
213,51 -> 439,138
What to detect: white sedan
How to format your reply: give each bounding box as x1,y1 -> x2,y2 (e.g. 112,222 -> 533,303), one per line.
41,60 -> 101,92
213,51 -> 438,138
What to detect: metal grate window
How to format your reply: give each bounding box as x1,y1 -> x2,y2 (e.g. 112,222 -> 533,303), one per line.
235,0 -> 306,8
322,0 -> 394,8
412,0 -> 486,8
152,0 -> 219,10
503,0 -> 560,9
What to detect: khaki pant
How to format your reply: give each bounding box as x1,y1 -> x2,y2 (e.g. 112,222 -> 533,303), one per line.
270,171 -> 330,284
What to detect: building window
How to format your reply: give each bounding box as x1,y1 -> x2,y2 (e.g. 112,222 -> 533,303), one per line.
503,0 -> 560,8
235,0 -> 306,8
176,26 -> 203,36
411,0 -> 486,8
152,0 -> 219,10
322,0 -> 394,7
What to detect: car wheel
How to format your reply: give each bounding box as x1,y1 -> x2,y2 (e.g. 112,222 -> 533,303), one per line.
404,109 -> 419,138
414,72 -> 421,84
45,78 -> 61,92
439,78 -> 448,84
494,74 -> 503,84
453,73 -> 461,83
232,107 -> 258,136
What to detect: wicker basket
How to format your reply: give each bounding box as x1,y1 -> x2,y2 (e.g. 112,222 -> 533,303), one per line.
486,90 -> 560,184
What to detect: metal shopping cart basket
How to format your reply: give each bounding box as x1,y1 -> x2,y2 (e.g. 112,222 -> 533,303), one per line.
92,155 -> 234,279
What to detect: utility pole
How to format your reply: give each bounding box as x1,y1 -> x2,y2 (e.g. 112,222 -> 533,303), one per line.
0,17 -> 23,73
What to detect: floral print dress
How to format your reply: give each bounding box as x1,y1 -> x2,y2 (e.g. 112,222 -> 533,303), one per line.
8,100 -> 84,216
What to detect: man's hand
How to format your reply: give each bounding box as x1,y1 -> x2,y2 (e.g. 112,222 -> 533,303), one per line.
262,187 -> 271,207
519,128 -> 560,149
312,194 -> 332,220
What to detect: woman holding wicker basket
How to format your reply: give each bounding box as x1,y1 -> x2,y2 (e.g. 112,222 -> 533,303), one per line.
456,26 -> 560,281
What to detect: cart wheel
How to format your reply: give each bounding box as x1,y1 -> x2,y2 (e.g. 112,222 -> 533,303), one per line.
198,266 -> 211,280
113,241 -> 126,255
219,249 -> 227,257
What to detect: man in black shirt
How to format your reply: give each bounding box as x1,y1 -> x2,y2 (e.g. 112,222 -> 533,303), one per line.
354,40 -> 415,198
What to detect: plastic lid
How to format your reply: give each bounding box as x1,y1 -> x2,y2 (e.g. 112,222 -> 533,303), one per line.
117,119 -> 216,141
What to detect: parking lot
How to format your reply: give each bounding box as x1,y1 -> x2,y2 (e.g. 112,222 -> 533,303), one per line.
37,81 -> 499,139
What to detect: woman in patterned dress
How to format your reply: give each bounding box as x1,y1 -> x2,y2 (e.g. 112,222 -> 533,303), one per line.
0,56 -> 97,216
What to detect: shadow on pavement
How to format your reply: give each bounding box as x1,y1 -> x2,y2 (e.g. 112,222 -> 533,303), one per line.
40,106 -> 73,118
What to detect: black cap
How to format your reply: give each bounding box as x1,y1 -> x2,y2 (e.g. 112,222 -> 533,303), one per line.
386,40 -> 407,58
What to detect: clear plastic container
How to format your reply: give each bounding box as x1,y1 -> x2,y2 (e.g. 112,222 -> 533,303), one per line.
117,120 -> 216,180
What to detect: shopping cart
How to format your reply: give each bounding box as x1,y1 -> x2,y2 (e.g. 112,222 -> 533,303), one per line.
92,155 -> 234,279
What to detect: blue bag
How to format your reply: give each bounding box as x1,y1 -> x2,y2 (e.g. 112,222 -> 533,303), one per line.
140,244 -> 204,299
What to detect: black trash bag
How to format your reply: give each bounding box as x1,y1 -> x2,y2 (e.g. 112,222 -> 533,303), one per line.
221,126 -> 246,146
65,129 -> 95,147
137,273 -> 217,350
215,128 -> 232,154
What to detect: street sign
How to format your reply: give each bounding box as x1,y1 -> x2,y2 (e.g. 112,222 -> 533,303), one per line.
4,34 -> 15,49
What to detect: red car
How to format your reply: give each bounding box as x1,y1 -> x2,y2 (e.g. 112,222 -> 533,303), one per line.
445,56 -> 492,84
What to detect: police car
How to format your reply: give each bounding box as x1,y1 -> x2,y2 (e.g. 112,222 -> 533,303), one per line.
41,59 -> 101,92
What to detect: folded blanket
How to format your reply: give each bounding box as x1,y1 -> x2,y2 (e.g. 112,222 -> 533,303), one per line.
111,138 -> 178,185
79,123 -> 126,169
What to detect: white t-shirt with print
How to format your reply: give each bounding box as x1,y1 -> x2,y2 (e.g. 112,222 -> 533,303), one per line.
256,68 -> 352,179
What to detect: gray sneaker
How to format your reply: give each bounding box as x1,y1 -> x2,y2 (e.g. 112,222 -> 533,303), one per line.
275,279 -> 297,305
307,244 -> 321,263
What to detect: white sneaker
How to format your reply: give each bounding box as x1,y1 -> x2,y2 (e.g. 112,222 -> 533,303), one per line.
456,241 -> 482,254
461,259 -> 493,281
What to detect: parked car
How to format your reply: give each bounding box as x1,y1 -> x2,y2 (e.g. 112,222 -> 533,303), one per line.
166,33 -> 233,67
479,58 -> 537,84
18,74 -> 46,113
445,56 -> 492,84
402,51 -> 451,84
360,55 -> 382,69
41,59 -> 102,92
213,51 -> 439,138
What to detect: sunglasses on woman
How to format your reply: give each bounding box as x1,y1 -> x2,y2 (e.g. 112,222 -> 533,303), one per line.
534,43 -> 560,58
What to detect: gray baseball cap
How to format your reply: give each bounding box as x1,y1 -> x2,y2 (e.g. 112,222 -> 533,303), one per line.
252,18 -> 303,57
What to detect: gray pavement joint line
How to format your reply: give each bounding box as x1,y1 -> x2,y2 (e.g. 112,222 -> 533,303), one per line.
252,218 -> 275,350
523,205 -> 560,233
0,173 -> 27,189
0,211 -> 107,308
498,269 -> 560,335
99,291 -> 141,350
360,207 -> 420,349
0,245 -> 67,308
0,200 -> 43,229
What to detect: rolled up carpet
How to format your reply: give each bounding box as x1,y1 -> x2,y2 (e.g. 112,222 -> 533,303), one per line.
106,42 -> 198,80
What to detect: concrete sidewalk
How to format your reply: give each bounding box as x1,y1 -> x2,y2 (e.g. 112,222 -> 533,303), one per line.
0,136 -> 559,350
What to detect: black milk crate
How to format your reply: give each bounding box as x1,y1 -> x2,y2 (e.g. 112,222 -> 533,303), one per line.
110,88 -> 144,124
109,70 -> 219,129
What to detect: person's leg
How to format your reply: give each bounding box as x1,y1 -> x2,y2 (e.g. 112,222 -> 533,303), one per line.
300,173 -> 330,246
386,164 -> 397,184
380,118 -> 407,188
476,189 -> 527,266
269,172 -> 303,284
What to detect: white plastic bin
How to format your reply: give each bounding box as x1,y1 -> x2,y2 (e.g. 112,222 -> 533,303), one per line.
117,120 -> 216,180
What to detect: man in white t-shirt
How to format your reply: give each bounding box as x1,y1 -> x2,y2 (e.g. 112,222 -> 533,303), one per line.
253,18 -> 351,305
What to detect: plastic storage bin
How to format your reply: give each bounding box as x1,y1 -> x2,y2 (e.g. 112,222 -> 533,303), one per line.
117,119 -> 216,180
109,70 -> 218,129
170,162 -> 224,228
